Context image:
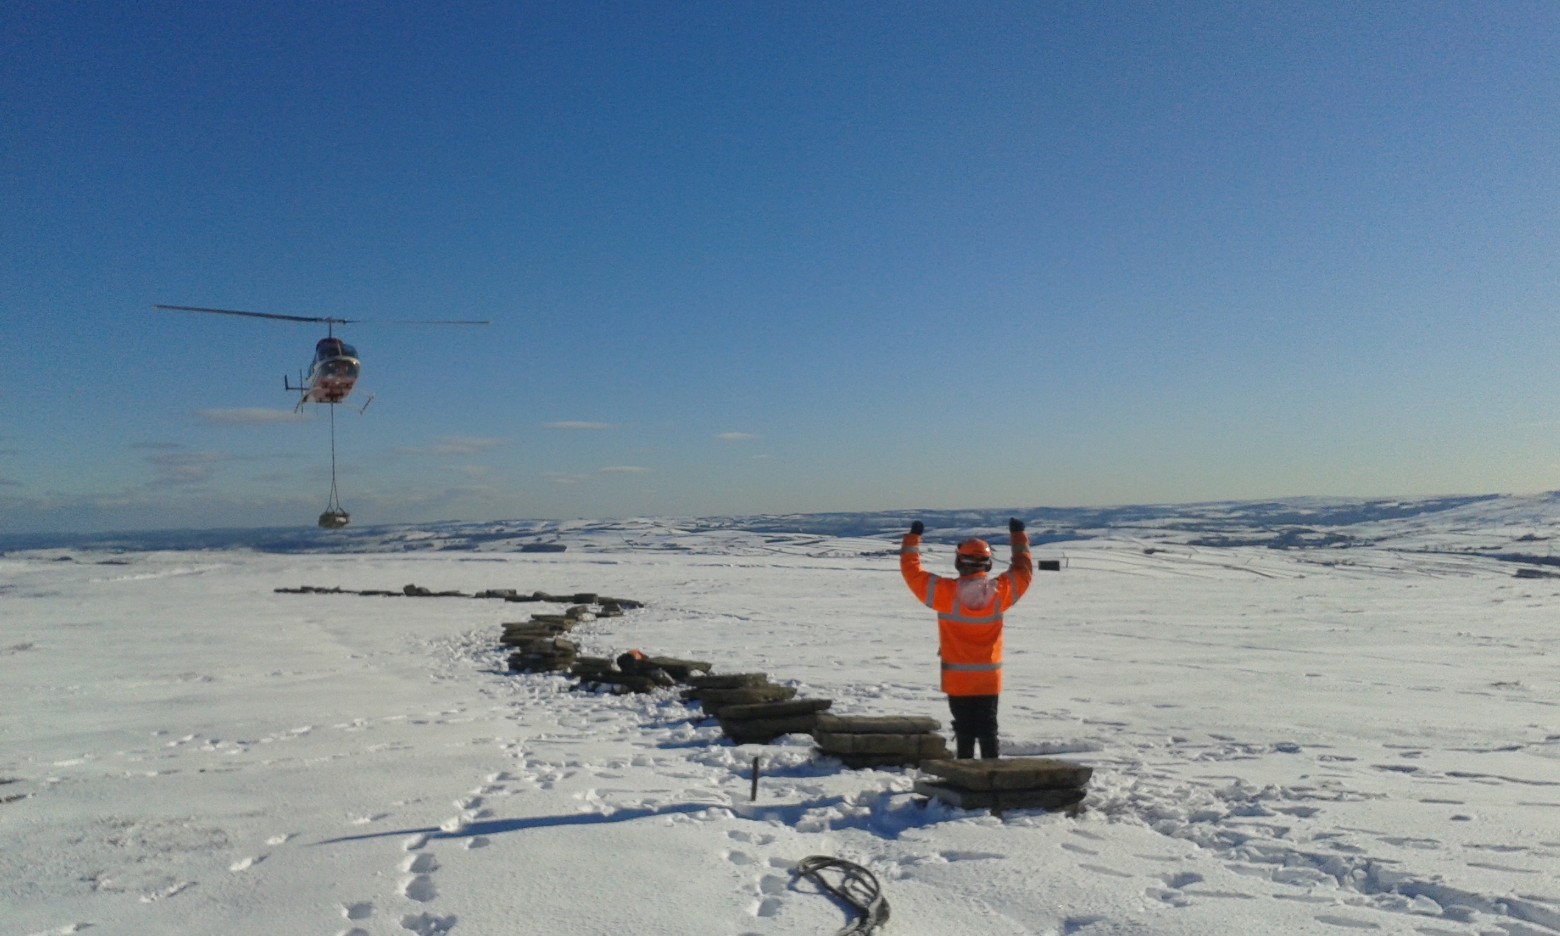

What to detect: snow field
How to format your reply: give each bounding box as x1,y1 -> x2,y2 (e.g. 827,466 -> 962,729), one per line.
2,531 -> 1557,935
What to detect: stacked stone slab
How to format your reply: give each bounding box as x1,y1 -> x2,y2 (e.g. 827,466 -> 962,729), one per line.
403,583 -> 467,597
506,636 -> 579,674
914,757 -> 1092,814
274,585 -> 646,612
500,618 -> 574,646
812,714 -> 951,768
716,698 -> 833,745
570,651 -> 714,695
627,654 -> 713,682
503,590 -> 638,606
683,673 -> 798,717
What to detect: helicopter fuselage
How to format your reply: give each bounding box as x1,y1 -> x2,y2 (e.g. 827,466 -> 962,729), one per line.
292,337 -> 361,408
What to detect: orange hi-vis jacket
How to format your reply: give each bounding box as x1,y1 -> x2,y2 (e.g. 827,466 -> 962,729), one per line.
900,530 -> 1033,696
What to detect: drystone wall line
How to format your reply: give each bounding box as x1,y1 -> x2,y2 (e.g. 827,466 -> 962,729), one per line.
274,583 -> 1093,814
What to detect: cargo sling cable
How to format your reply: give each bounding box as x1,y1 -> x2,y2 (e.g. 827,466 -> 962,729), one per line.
321,402 -> 348,526
793,855 -> 890,935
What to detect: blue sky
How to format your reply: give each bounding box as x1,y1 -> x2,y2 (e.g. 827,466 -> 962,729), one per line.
3,1 -> 1557,533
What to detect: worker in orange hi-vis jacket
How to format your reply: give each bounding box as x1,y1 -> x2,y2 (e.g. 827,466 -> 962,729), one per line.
899,517 -> 1033,759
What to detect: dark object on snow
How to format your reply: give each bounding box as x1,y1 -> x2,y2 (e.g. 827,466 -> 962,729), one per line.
717,698 -> 833,745
500,620 -> 572,645
1515,567 -> 1560,579
507,636 -> 579,673
688,673 -> 772,690
518,543 -> 566,552
794,855 -> 890,935
915,756 -> 1092,815
617,650 -> 710,683
1037,559 -> 1062,572
813,713 -> 950,768
683,677 -> 798,716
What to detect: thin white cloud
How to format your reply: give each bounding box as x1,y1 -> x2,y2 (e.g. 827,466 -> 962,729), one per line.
545,473 -> 588,485
545,421 -> 616,431
145,450 -> 230,488
197,408 -> 308,425
399,436 -> 508,457
717,432 -> 760,442
599,466 -> 651,475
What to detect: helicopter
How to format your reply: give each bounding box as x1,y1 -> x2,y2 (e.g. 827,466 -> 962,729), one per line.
156,304 -> 489,527
155,304 -> 488,411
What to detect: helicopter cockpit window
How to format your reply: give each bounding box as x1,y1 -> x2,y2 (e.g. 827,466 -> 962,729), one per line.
320,359 -> 360,379
314,339 -> 357,361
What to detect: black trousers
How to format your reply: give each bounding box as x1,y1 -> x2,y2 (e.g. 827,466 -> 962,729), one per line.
947,694 -> 999,759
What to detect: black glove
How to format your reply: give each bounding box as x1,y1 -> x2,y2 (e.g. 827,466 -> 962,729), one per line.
910,521 -> 924,536
1009,517 -> 1025,533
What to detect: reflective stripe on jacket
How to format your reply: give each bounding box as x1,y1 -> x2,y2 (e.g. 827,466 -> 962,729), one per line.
900,530 -> 1033,696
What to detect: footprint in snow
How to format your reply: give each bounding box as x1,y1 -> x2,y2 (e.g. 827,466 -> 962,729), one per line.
1313,912 -> 1382,929
403,875 -> 437,903
1145,870 -> 1204,907
727,828 -> 776,846
342,901 -> 374,921
399,911 -> 456,935
1080,863 -> 1134,879
404,853 -> 439,874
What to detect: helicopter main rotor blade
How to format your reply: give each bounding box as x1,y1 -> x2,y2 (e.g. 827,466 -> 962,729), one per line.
372,319 -> 492,326
156,305 -> 484,326
156,304 -> 357,325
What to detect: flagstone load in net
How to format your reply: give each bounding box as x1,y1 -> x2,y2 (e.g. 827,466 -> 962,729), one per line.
915,757 -> 1092,814
573,652 -> 713,694
716,698 -> 834,745
812,713 -> 951,768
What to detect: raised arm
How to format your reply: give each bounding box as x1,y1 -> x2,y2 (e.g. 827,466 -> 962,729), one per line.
1001,517 -> 1034,607
900,520 -> 938,606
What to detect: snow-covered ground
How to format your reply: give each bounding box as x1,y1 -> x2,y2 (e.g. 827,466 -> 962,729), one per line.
3,499 -> 1558,935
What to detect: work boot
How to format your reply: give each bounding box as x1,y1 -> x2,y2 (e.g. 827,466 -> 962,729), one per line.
978,735 -> 999,759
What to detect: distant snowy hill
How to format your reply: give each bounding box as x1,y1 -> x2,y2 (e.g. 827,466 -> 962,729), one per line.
6,491 -> 1559,568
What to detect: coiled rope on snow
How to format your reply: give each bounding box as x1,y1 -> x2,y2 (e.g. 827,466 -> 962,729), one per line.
794,855 -> 890,935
